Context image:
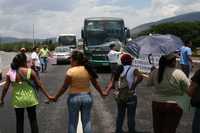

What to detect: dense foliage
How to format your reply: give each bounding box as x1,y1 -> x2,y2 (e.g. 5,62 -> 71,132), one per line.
136,22 -> 200,49
0,39 -> 57,52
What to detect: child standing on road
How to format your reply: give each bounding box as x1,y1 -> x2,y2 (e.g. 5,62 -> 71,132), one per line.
0,53 -> 52,133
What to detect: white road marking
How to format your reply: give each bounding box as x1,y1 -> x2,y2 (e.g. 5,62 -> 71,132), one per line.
77,112 -> 83,133
0,81 -> 5,86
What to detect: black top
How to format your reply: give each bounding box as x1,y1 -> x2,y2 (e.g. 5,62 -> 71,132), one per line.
191,69 -> 200,86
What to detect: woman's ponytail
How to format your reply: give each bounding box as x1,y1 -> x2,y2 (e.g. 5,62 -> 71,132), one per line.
158,55 -> 167,83
82,56 -> 98,79
71,50 -> 98,79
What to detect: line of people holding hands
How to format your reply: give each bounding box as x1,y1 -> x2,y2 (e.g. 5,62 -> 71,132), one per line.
0,49 -> 200,133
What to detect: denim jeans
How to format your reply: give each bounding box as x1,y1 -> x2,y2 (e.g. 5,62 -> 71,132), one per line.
40,57 -> 48,72
192,107 -> 200,133
67,93 -> 93,133
116,95 -> 137,133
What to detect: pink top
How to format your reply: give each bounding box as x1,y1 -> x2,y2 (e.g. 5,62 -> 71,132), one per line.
6,68 -> 16,82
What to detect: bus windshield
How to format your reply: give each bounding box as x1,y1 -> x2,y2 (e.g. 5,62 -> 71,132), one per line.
85,21 -> 124,45
86,21 -> 123,31
58,35 -> 76,46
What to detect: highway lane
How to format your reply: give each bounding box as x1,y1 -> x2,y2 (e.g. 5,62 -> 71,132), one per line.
0,64 -> 193,133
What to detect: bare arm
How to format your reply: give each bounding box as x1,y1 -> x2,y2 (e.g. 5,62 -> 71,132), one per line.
189,55 -> 193,63
31,70 -> 51,99
54,75 -> 71,101
131,69 -> 143,90
0,76 -> 11,104
134,69 -> 144,84
188,55 -> 193,67
104,77 -> 115,95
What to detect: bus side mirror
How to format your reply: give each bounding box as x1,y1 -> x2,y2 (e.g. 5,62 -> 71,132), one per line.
81,29 -> 85,39
125,28 -> 130,38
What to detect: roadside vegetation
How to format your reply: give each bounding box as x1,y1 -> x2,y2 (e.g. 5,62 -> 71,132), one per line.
135,21 -> 200,56
0,39 -> 57,52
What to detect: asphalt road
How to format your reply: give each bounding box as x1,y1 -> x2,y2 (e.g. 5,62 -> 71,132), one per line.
0,64 -> 194,133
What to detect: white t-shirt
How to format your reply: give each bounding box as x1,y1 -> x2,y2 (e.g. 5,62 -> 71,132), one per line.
31,52 -> 41,67
107,50 -> 121,63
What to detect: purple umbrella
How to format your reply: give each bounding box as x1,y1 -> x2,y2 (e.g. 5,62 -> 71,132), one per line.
126,34 -> 184,57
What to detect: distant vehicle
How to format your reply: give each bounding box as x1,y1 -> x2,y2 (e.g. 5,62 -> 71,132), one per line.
52,46 -> 71,64
58,34 -> 77,49
81,17 -> 130,68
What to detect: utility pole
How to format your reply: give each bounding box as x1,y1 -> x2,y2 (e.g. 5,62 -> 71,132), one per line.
33,24 -> 35,47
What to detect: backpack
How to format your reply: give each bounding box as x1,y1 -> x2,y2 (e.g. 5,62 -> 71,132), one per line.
113,66 -> 135,103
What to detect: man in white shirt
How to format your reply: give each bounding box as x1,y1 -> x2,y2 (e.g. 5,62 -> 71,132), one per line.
31,47 -> 41,77
107,44 -> 121,76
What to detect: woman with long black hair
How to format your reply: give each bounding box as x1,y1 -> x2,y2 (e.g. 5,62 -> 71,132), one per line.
51,50 -> 106,133
148,53 -> 191,133
0,53 -> 52,133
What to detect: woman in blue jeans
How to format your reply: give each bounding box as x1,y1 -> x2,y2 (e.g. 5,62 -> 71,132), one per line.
105,53 -> 143,133
51,50 -> 106,133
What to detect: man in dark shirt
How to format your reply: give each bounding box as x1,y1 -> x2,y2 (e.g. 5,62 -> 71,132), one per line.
189,69 -> 200,133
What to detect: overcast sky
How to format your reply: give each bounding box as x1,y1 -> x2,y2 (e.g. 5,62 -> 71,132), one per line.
0,0 -> 200,39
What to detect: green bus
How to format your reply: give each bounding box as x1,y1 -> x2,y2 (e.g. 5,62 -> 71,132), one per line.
81,17 -> 130,68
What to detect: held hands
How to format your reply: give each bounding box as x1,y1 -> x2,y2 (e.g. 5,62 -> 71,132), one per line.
45,95 -> 57,104
100,88 -> 110,99
102,90 -> 109,97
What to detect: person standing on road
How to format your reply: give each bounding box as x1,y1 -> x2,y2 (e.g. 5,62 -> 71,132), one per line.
31,47 -> 41,78
105,53 -> 143,133
188,69 -> 200,133
0,53 -> 52,133
107,44 -> 121,77
50,50 -> 106,133
148,53 -> 191,133
180,40 -> 193,77
19,47 -> 32,68
20,47 -> 27,55
39,45 -> 50,72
